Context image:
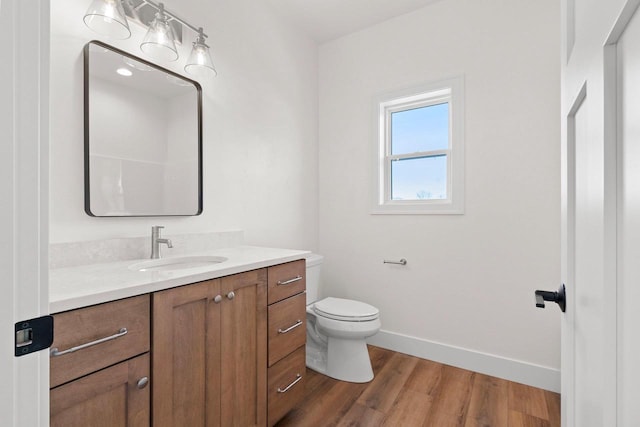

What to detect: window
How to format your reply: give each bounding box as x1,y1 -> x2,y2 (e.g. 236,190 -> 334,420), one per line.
373,77 -> 464,214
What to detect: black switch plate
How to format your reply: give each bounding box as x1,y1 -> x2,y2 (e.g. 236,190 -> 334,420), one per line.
15,315 -> 54,357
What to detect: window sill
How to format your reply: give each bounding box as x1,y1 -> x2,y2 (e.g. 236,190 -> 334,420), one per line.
370,202 -> 464,215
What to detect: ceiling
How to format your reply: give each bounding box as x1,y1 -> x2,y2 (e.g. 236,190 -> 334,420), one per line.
265,0 -> 442,43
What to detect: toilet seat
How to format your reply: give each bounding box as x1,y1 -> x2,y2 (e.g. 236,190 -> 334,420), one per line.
313,297 -> 379,322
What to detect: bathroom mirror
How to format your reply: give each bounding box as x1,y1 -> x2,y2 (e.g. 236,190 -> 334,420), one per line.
84,41 -> 202,217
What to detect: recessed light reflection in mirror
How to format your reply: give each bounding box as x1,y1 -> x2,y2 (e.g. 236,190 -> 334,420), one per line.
116,67 -> 133,77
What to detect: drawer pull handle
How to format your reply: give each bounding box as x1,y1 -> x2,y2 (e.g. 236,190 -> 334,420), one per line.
50,328 -> 128,357
277,374 -> 302,393
277,276 -> 303,286
278,320 -> 303,334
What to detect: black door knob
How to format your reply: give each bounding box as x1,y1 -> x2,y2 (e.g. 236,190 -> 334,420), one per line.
534,284 -> 566,312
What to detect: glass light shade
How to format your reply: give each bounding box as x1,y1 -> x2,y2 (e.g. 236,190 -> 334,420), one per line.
185,43 -> 217,79
83,0 -> 131,40
140,14 -> 178,62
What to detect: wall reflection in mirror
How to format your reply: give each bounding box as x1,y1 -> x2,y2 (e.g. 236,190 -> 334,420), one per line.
84,41 -> 202,217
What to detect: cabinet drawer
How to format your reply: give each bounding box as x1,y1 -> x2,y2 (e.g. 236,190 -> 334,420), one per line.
268,260 -> 306,304
268,347 -> 306,427
51,294 -> 150,388
268,293 -> 306,366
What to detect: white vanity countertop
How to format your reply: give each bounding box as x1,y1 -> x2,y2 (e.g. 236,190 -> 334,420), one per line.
50,246 -> 310,313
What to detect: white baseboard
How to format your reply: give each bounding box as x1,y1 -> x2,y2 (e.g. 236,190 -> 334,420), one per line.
367,330 -> 560,393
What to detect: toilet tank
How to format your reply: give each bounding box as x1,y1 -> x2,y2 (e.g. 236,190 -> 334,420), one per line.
305,254 -> 324,304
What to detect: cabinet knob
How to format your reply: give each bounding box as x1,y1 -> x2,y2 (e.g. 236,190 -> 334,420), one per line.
137,377 -> 149,390
213,295 -> 222,304
227,291 -> 235,300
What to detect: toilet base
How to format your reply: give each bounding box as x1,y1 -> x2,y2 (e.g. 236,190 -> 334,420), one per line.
326,337 -> 374,383
305,338 -> 328,375
306,336 -> 374,383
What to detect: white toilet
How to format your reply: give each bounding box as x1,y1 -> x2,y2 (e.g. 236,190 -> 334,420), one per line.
305,254 -> 381,383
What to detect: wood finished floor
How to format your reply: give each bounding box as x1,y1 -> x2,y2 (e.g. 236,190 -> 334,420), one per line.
275,346 -> 560,427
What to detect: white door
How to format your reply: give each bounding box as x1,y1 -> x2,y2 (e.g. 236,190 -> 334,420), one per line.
0,0 -> 50,426
561,0 -> 640,425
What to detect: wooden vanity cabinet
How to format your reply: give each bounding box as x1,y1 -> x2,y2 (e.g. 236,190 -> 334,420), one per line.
50,259 -> 305,427
266,260 -> 307,426
152,268 -> 268,427
49,295 -> 151,427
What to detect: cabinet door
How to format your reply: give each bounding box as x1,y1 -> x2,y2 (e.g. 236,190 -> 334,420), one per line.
50,353 -> 150,427
220,269 -> 268,427
152,280 -> 222,427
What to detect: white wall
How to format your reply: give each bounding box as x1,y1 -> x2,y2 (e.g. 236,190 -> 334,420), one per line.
50,0 -> 319,251
318,0 -> 561,389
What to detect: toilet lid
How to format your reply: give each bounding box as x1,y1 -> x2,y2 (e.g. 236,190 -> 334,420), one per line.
313,297 -> 379,321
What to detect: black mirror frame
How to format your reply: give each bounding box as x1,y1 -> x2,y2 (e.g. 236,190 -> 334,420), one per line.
83,40 -> 203,217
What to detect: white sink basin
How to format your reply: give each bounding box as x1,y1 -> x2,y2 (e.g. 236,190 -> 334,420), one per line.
129,256 -> 228,272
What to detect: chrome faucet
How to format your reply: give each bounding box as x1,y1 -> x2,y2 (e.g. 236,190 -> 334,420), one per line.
150,226 -> 173,259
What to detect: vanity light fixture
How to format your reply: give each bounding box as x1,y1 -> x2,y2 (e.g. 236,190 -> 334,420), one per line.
184,28 -> 217,78
140,3 -> 178,62
83,0 -> 217,79
83,0 -> 131,40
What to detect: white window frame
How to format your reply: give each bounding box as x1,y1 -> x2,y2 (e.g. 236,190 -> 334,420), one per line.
372,76 -> 465,214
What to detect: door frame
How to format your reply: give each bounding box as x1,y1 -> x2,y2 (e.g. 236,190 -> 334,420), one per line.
0,0 -> 50,426
603,1 -> 640,423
